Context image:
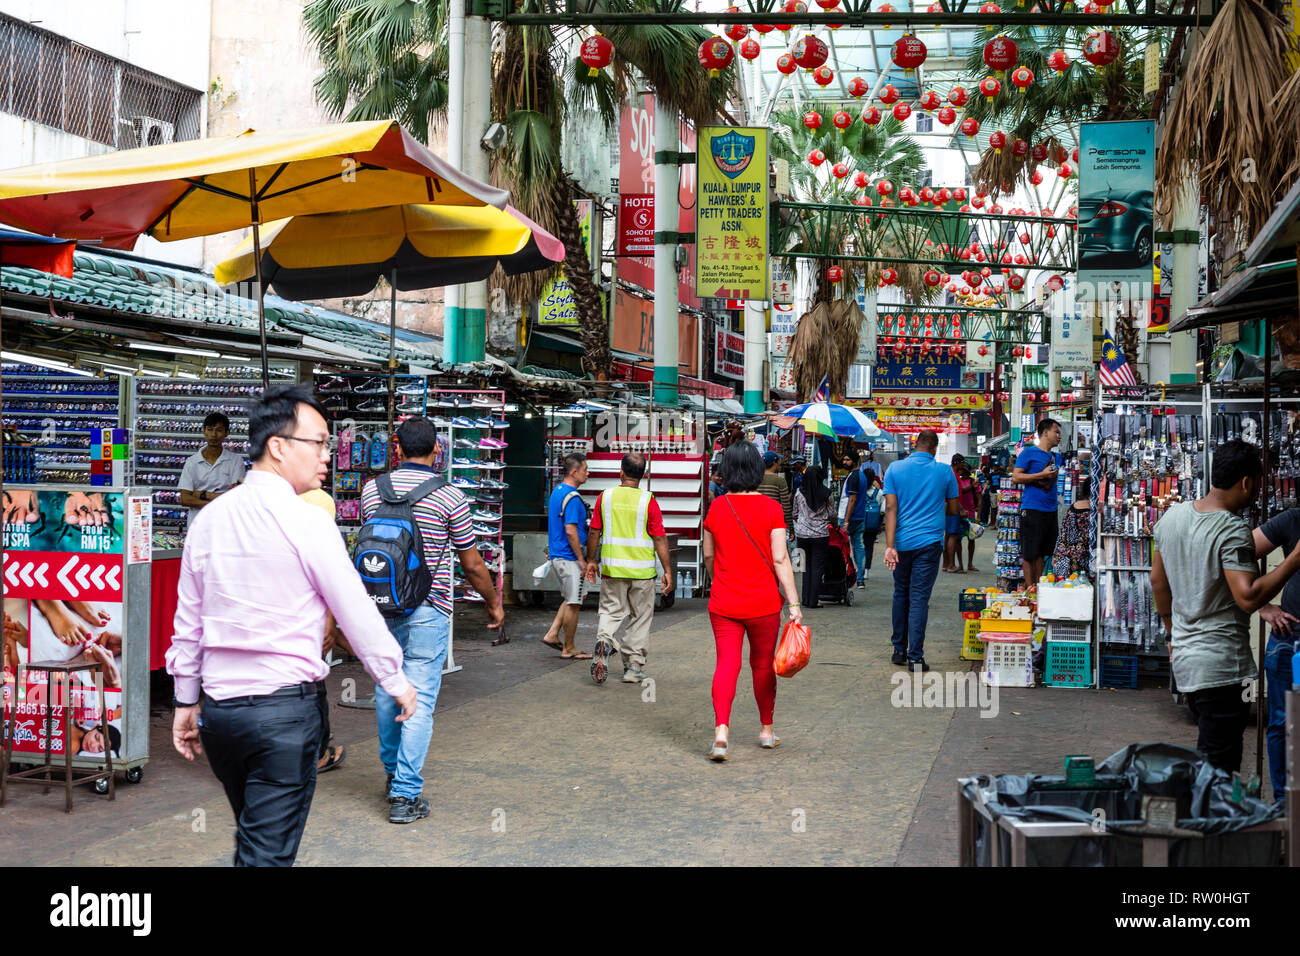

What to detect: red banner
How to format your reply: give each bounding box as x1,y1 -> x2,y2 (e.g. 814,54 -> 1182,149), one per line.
617,194 -> 655,256
2,551 -> 124,601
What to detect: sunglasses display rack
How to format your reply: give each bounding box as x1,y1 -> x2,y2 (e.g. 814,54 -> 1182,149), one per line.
132,369 -> 266,531
428,387 -> 511,607
1205,393 -> 1300,522
1,363 -> 123,485
318,372 -> 429,532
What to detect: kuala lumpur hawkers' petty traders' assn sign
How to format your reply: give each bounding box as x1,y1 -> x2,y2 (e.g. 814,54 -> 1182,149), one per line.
696,127 -> 769,302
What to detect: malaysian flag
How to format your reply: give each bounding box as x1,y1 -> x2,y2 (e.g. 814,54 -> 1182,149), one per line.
812,375 -> 831,402
1098,330 -> 1139,388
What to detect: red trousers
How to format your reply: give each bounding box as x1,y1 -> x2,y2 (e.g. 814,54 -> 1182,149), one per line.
709,611 -> 781,726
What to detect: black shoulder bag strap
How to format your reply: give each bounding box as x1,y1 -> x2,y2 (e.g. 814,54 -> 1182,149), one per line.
724,496 -> 781,591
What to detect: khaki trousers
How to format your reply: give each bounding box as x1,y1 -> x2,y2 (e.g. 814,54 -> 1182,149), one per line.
596,576 -> 656,670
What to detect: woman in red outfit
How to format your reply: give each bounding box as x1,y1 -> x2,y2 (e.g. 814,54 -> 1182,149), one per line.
702,441 -> 802,762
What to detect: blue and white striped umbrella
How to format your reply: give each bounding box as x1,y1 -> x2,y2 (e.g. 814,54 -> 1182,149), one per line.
781,401 -> 881,437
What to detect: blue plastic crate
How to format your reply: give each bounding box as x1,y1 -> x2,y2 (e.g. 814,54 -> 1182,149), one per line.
1100,654 -> 1138,689
1045,641 -> 1092,688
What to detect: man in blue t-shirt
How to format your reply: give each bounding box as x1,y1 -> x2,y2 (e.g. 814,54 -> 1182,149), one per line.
1012,418 -> 1063,585
542,453 -> 592,660
883,429 -> 960,671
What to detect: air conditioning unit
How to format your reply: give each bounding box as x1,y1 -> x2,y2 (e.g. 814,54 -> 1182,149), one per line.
133,116 -> 175,147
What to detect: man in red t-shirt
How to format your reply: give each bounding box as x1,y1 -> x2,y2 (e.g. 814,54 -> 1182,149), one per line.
583,454 -> 672,684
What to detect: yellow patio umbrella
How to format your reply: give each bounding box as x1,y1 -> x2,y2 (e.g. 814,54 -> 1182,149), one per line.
0,120 -> 509,382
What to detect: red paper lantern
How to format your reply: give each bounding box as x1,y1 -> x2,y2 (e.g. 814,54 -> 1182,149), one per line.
990,203 -> 1003,214
920,186 -> 935,203
815,0 -> 839,7
853,170 -> 869,188
876,179 -> 894,196
1011,66 -> 1034,92
879,83 -> 900,105
698,36 -> 735,76
937,187 -> 951,202
960,117 -> 980,138
952,186 -> 967,201
812,65 -> 834,86
861,106 -> 882,126
826,266 -> 844,283
988,130 -> 1006,153
979,76 -> 1001,101
1048,48 -> 1071,72
792,34 -> 829,70
832,162 -> 849,179
579,33 -> 614,76
979,1 -> 1001,10
1030,170 -> 1044,186
892,101 -> 912,121
1008,274 -> 1025,290
1031,142 -> 1049,162
948,85 -> 969,107
754,22 -> 775,34
833,109 -> 853,131
971,196 -> 984,208
898,186 -> 916,204
1011,138 -> 1029,158
1071,146 -> 1079,163
1083,30 -> 1120,67
853,196 -> 872,207
739,38 -> 762,60
919,89 -> 942,111
880,268 -> 899,286
1046,274 -> 1065,292
923,269 -> 942,287
803,110 -> 822,130
1057,162 -> 1073,178
808,149 -> 826,166
983,35 -> 1018,72
848,76 -> 870,97
776,53 -> 797,74
878,2 -> 896,26
724,11 -> 749,42
936,106 -> 957,126
892,34 -> 927,74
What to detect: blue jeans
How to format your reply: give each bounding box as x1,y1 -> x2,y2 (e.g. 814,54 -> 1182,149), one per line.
1265,632 -> 1296,805
847,520 -> 866,582
375,605 -> 450,801
890,541 -> 943,662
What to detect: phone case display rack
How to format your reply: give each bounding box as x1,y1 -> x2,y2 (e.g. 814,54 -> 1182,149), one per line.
131,367 -> 269,532
1090,390 -> 1206,687
1,364 -> 121,484
428,388 -> 508,608
994,482 -> 1024,587
320,372 -> 428,532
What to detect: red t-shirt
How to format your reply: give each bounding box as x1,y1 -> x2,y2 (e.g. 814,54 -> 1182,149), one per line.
589,491 -> 667,535
703,493 -> 785,619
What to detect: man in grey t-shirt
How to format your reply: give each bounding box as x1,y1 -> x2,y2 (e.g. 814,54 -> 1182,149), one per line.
1152,440 -> 1300,773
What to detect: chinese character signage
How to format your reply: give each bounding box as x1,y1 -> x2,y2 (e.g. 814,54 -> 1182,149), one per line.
696,126 -> 769,301
868,408 -> 971,435
872,359 -> 979,391
1078,120 -> 1155,301
1051,309 -> 1093,372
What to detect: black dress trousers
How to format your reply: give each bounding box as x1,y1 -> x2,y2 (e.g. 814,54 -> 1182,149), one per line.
199,684 -> 327,867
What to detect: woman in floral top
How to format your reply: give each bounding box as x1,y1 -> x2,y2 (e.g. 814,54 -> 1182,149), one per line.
1051,477 -> 1092,579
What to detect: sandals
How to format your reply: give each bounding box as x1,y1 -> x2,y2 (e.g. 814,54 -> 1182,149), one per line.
708,740 -> 729,761
759,732 -> 780,750
317,743 -> 345,773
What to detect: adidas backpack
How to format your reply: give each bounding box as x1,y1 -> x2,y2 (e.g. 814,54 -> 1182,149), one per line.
353,473 -> 446,618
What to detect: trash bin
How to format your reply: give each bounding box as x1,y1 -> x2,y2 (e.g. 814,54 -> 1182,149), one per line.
958,744 -> 1286,867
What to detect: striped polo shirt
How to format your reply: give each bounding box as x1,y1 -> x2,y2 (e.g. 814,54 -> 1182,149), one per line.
360,464 -> 476,616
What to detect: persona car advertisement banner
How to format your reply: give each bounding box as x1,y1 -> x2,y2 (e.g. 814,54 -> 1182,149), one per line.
1078,120 -> 1155,302
2,489 -> 125,760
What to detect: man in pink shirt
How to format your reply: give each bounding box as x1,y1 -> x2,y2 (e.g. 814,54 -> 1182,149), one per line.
166,385 -> 416,867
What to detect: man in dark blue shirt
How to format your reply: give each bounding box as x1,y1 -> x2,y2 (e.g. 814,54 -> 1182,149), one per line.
1012,418 -> 1063,585
542,453 -> 592,660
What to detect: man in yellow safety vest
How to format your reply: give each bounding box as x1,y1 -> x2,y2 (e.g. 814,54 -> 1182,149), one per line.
583,453 -> 673,685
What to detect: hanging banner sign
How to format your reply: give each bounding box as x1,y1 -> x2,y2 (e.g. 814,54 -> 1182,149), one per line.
872,360 -> 981,391
1051,309 -> 1093,371
868,408 -> 971,435
696,126 -> 769,301
1078,120 -> 1155,302
714,327 -> 745,380
617,194 -> 655,256
538,199 -> 591,326
852,392 -> 991,410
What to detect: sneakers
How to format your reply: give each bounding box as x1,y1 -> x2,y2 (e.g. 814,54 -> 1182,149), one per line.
891,652 -> 908,666
591,638 -> 614,684
474,490 -> 503,503
451,477 -> 481,490
475,460 -> 505,470
396,382 -> 425,395
478,477 -> 508,489
856,581 -> 866,590
622,667 -> 648,684
471,396 -> 501,407
907,659 -> 932,672
317,376 -> 350,394
355,378 -> 389,395
356,398 -> 387,412
452,457 -> 480,468
472,418 -> 495,428
397,400 -> 423,413
451,416 -> 477,428
389,796 -> 431,824
453,438 -> 478,449
472,521 -> 497,535
478,438 -> 507,449
487,418 -> 509,429
471,508 -> 501,522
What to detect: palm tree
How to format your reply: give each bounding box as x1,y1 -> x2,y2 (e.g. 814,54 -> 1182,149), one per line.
302,0 -> 736,379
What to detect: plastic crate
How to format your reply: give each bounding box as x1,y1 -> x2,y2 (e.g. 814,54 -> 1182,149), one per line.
959,591 -> 989,613
982,637 -> 1034,687
961,619 -> 985,661
1046,622 -> 1091,644
1045,641 -> 1092,688
1100,654 -> 1139,689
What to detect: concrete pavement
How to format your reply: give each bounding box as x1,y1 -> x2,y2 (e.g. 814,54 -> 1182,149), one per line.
4,538 -> 1234,866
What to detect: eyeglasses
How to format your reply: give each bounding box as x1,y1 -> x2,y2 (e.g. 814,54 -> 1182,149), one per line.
278,434 -> 338,453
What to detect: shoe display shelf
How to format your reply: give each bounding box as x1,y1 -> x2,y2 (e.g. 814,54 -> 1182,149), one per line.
132,367 -> 263,532
317,371 -> 428,535
428,387 -> 511,606
2,364 -> 123,486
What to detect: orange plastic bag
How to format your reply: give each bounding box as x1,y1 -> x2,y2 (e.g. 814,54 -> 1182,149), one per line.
774,620 -> 811,678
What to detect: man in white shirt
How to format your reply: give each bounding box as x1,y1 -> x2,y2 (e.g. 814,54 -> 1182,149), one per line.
178,412 -> 246,527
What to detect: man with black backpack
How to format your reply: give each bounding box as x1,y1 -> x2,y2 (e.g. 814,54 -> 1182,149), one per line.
358,416 -> 503,824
